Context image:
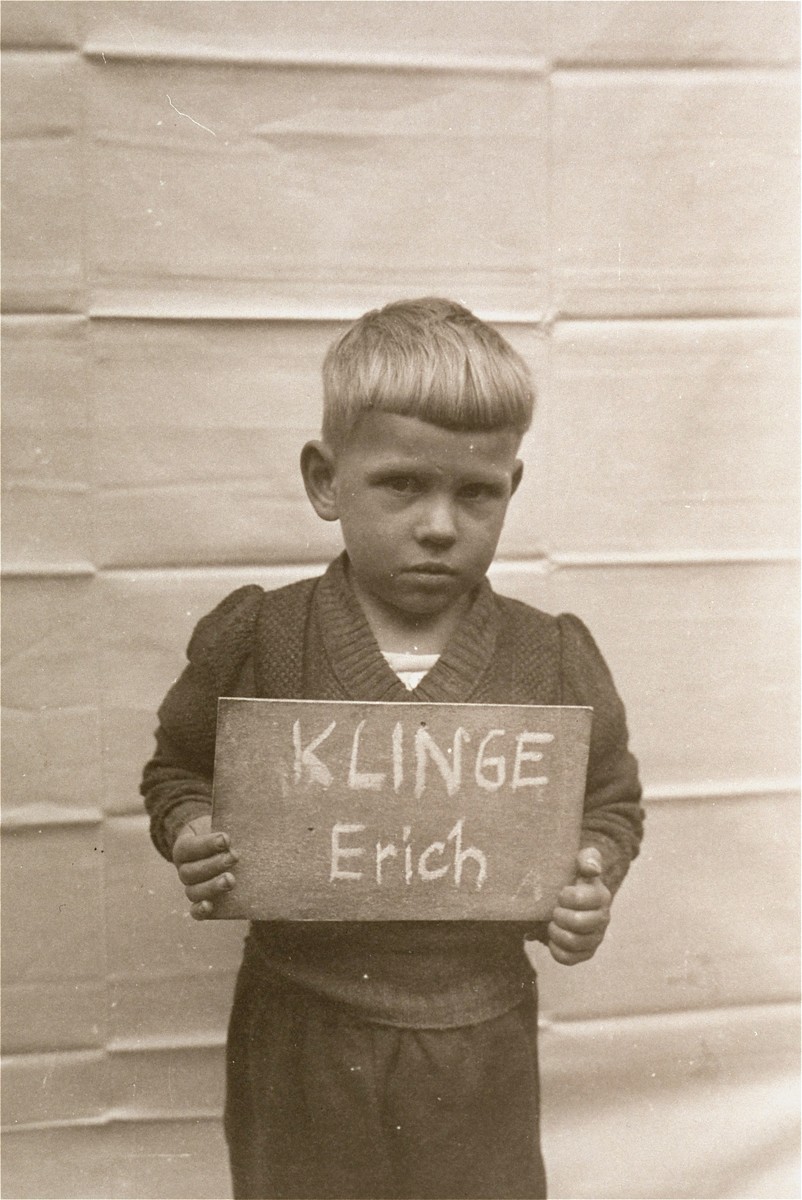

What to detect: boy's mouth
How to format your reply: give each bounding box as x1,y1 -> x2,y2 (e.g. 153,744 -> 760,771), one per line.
403,562 -> 457,576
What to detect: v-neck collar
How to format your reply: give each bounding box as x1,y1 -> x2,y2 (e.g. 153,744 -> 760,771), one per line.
313,553 -> 499,703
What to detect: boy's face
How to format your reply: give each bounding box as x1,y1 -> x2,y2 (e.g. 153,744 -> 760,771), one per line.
308,412 -> 522,624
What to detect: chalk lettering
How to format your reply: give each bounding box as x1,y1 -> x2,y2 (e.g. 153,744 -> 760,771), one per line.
403,825 -> 413,883
448,819 -> 487,889
330,822 -> 365,880
291,719 -> 553,794
293,719 -> 336,787
511,732 -> 553,789
475,729 -> 507,791
414,726 -> 470,798
375,837 -> 397,884
348,719 -> 386,791
392,722 -> 404,792
335,821 -> 487,890
418,839 -> 449,881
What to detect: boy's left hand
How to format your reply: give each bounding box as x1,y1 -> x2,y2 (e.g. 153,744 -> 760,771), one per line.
547,848 -> 611,965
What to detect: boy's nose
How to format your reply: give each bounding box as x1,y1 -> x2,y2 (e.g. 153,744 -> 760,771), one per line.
416,497 -> 458,547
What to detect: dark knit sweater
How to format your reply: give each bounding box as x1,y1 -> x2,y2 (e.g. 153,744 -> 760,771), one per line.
141,553 -> 643,1027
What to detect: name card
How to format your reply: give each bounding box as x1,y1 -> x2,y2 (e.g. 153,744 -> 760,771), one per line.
210,698 -> 592,921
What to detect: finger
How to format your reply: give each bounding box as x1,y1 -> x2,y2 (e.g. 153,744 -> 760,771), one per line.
576,847 -> 603,878
184,872 -> 236,904
557,881 -> 610,910
547,922 -> 603,954
551,905 -> 610,935
548,940 -> 596,966
190,900 -> 214,920
173,830 -> 231,866
178,850 -> 238,886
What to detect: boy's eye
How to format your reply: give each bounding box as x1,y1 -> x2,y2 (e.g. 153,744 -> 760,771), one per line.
460,482 -> 500,502
382,476 -> 421,495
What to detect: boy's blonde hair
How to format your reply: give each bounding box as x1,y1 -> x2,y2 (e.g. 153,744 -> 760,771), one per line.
321,297 -> 534,449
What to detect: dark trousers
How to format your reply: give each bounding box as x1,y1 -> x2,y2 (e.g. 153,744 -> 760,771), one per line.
224,963 -> 547,1200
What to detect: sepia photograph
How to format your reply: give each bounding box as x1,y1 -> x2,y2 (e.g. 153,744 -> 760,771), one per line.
1,2 -> 799,1198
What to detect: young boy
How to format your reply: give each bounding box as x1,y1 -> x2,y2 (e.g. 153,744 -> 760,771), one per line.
141,298 -> 643,1200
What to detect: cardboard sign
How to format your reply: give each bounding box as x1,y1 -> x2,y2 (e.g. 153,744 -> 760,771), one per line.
210,699 -> 592,921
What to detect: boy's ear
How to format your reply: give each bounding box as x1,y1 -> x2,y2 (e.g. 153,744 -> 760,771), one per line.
300,440 -> 340,522
511,459 -> 524,496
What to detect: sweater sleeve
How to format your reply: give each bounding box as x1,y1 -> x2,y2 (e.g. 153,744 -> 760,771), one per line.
558,613 -> 644,897
140,585 -> 264,861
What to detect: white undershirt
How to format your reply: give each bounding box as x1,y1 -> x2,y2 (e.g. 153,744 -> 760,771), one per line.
382,650 -> 440,691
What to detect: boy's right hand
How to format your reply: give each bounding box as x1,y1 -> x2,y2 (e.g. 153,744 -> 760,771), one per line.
172,815 -> 238,920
